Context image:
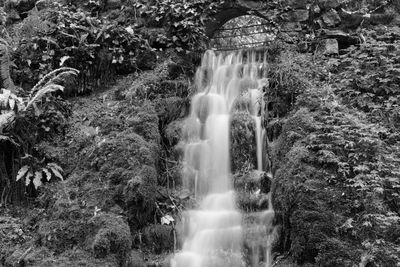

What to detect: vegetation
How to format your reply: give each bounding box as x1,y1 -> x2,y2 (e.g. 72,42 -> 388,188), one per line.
0,0 -> 399,266
0,65 -> 78,204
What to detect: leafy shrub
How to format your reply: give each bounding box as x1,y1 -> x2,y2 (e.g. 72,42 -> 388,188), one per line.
6,3 -> 150,92
330,26 -> 400,129
0,67 -> 78,203
134,0 -> 223,52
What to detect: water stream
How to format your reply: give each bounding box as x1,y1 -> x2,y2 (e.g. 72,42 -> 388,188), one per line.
171,50 -> 275,267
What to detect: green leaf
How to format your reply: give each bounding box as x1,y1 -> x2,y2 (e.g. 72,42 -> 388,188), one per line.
33,171 -> 43,189
25,171 -> 33,186
43,168 -> 52,181
47,163 -> 63,172
50,167 -> 63,181
16,165 -> 30,181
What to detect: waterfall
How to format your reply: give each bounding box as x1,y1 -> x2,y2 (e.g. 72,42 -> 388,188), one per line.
172,50 -> 275,267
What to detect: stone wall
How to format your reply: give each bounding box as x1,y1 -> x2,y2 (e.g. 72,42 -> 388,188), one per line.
206,0 -> 400,54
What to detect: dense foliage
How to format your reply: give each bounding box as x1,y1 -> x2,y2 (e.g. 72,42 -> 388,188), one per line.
134,0 -> 223,51
0,67 -> 78,203
3,2 -> 150,91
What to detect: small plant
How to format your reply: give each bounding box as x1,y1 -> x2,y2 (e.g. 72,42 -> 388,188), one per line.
16,160 -> 63,189
0,65 -> 78,204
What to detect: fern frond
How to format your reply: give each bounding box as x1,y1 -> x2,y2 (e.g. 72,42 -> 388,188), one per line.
29,67 -> 79,98
43,70 -> 79,88
25,84 -> 64,111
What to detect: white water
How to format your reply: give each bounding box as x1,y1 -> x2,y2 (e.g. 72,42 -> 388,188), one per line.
172,50 -> 275,267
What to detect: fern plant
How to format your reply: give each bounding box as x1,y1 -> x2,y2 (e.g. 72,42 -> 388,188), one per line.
16,162 -> 64,190
0,67 -> 78,201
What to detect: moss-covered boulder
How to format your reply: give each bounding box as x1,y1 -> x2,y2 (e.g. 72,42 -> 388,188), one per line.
90,213 -> 132,260
230,112 -> 257,172
124,165 -> 157,229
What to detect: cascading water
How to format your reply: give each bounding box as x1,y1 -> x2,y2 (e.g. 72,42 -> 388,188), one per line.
171,50 -> 275,267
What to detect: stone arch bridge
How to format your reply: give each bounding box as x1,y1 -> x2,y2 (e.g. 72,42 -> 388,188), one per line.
205,0 -> 400,53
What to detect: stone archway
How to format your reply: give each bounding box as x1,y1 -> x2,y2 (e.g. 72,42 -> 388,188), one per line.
205,0 -> 399,53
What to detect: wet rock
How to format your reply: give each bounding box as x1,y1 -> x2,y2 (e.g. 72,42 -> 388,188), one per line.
230,112 -> 257,172
318,39 -> 339,55
322,9 -> 341,27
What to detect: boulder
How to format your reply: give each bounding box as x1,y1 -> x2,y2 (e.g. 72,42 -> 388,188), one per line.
124,165 -> 157,229
281,22 -> 302,32
289,9 -> 309,22
90,213 -> 132,260
322,9 -> 342,27
321,29 -> 360,48
318,39 -> 339,55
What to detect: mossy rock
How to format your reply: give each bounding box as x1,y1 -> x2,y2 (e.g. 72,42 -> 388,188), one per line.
126,110 -> 160,144
230,112 -> 257,172
90,213 -> 132,260
164,119 -> 184,148
90,130 -> 157,173
155,97 -> 188,127
123,165 -> 157,230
